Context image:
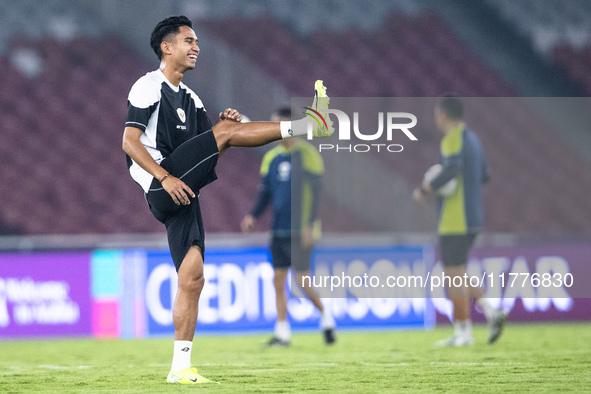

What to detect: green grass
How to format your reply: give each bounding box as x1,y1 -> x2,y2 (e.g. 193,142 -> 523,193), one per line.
1,322 -> 590,393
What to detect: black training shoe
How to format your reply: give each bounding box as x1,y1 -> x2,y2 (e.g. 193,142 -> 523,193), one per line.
488,310 -> 508,344
266,336 -> 290,347
323,328 -> 336,345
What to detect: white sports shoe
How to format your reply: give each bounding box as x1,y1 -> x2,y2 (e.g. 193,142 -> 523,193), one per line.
434,335 -> 475,348
488,309 -> 508,344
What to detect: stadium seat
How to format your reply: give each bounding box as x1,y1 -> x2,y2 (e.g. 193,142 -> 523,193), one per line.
1,1 -> 590,235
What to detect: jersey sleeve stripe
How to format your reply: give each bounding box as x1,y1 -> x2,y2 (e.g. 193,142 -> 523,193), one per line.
125,121 -> 147,129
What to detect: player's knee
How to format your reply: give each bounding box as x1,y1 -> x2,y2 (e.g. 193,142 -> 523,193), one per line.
212,120 -> 236,148
192,274 -> 205,293
179,272 -> 205,294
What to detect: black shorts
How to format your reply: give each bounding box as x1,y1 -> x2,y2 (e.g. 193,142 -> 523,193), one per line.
270,236 -> 312,272
438,233 -> 478,267
146,131 -> 219,271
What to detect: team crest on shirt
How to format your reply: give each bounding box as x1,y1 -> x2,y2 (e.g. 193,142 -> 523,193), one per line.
177,108 -> 186,123
278,161 -> 291,181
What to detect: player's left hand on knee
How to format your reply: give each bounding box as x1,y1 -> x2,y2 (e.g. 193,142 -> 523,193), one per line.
219,108 -> 244,122
161,175 -> 196,206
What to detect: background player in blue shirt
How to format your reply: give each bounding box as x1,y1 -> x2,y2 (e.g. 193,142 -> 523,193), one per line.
413,96 -> 506,347
241,107 -> 336,346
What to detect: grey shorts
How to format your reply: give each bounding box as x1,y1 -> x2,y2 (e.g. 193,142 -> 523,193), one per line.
270,236 -> 313,272
438,233 -> 477,267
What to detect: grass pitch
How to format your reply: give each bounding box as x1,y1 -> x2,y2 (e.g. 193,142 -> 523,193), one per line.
1,322 -> 590,393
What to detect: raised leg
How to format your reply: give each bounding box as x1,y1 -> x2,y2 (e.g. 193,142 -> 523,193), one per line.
212,120 -> 283,157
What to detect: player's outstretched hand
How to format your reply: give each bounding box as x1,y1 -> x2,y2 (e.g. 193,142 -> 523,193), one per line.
241,215 -> 256,233
219,108 -> 244,122
161,175 -> 195,206
413,182 -> 435,203
412,187 -> 425,203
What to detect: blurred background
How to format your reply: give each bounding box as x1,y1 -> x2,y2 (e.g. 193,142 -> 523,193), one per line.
1,0 -> 590,338
1,0 -> 591,239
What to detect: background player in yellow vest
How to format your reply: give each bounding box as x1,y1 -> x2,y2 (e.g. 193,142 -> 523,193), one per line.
241,107 -> 336,346
413,96 -> 506,347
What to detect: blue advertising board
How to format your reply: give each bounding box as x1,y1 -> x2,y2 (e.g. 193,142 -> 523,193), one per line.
311,245 -> 435,329
143,245 -> 435,336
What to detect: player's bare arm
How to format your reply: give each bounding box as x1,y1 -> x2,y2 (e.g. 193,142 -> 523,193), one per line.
122,126 -> 195,206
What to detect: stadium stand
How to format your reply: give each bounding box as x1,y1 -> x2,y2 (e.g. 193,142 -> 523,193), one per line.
0,35 -> 155,234
484,0 -> 591,95
196,13 -> 514,98
0,34 -> 363,234
182,0 -> 425,36
484,0 -> 591,54
2,0 -> 591,235
553,45 -> 591,95
195,11 -> 591,234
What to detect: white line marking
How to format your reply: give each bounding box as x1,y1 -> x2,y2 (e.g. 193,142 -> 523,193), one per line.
231,368 -> 294,374
429,362 -> 530,367
359,362 -> 410,367
148,362 -> 256,368
37,365 -> 92,370
38,365 -> 70,370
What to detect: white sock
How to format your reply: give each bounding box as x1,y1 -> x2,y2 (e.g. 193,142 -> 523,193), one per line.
171,340 -> 192,372
280,119 -> 310,139
320,310 -> 335,330
453,319 -> 472,338
275,320 -> 291,341
476,298 -> 496,322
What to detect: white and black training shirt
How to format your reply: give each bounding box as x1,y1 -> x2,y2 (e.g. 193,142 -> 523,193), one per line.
125,69 -> 213,192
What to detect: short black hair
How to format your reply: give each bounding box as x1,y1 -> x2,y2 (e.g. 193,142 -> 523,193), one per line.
150,15 -> 193,60
272,106 -> 292,119
437,95 -> 463,120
